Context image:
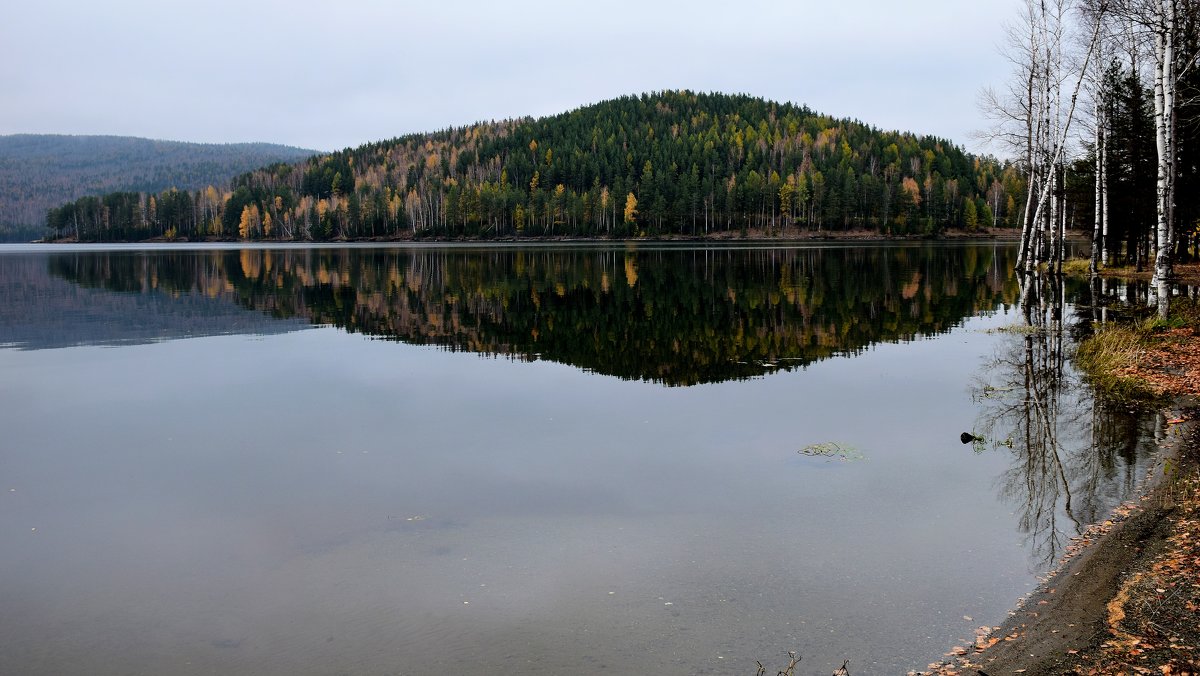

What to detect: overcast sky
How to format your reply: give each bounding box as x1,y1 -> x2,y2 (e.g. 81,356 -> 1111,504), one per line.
0,0 -> 1016,154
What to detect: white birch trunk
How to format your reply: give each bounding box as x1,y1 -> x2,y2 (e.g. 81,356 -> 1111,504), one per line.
1093,96 -> 1104,273
1101,112 -> 1109,265
1151,0 -> 1176,317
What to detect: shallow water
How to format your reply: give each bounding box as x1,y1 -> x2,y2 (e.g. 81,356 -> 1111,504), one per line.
0,243 -> 1162,675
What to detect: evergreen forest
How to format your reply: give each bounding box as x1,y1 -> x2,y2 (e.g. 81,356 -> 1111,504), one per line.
44,92 -> 1024,242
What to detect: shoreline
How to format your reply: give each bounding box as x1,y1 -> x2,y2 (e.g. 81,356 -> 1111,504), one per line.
31,226 -> 1025,246
919,270 -> 1200,675
919,404 -> 1197,675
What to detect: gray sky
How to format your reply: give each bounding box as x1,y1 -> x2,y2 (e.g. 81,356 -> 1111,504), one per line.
0,0 -> 1016,153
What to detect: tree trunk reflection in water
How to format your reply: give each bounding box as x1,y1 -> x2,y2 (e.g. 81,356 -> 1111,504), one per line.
973,272 -> 1145,567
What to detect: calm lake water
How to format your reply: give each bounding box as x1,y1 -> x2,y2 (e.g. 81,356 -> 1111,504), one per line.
0,243 -> 1164,675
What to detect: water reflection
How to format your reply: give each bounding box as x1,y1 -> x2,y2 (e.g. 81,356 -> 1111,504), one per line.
0,253 -> 306,350
0,243 -> 1172,675
972,272 -> 1155,566
29,244 -> 1021,385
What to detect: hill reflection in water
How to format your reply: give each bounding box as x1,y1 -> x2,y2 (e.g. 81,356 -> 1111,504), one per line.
40,243 -> 1021,385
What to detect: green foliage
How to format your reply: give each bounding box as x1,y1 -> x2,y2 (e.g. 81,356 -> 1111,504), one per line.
978,199 -> 993,229
963,198 -> 978,230
44,92 -> 1024,242
1065,63 -> 1160,265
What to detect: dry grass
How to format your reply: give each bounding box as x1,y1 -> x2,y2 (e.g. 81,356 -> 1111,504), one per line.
1076,298 -> 1200,401
1058,257 -> 1200,286
1060,257 -> 1093,277
1076,323 -> 1161,401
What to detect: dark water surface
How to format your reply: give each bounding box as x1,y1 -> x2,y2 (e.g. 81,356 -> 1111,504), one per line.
0,243 -> 1164,675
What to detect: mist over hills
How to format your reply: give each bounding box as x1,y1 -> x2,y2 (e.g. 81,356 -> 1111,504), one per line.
0,135 -> 317,241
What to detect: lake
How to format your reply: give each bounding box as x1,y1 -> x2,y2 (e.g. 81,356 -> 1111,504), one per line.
0,242 -> 1164,675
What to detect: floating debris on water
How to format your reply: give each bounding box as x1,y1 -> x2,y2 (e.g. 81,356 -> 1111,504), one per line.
798,442 -> 864,462
960,432 -> 1013,453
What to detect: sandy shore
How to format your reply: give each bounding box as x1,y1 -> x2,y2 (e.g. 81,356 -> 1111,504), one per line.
918,271 -> 1200,676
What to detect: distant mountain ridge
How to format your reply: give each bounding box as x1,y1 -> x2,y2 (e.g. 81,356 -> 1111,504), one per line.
0,134 -> 318,240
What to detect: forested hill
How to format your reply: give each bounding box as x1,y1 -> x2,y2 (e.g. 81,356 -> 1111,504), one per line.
0,134 -> 316,241
46,91 -> 1027,242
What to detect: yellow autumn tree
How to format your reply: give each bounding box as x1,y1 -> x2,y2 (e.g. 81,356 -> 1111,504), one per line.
900,177 -> 922,207
245,204 -> 262,239
238,205 -> 252,239
388,194 -> 402,225
553,184 -> 566,224
779,175 -> 795,222
513,203 -> 526,232
623,192 -> 638,224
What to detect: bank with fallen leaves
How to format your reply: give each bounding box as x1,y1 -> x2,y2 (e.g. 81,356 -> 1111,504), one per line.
917,263 -> 1200,676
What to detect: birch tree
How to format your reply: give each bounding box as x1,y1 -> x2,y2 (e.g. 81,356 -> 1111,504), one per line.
1106,0 -> 1198,316
981,0 -> 1104,275
1081,4 -> 1116,272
